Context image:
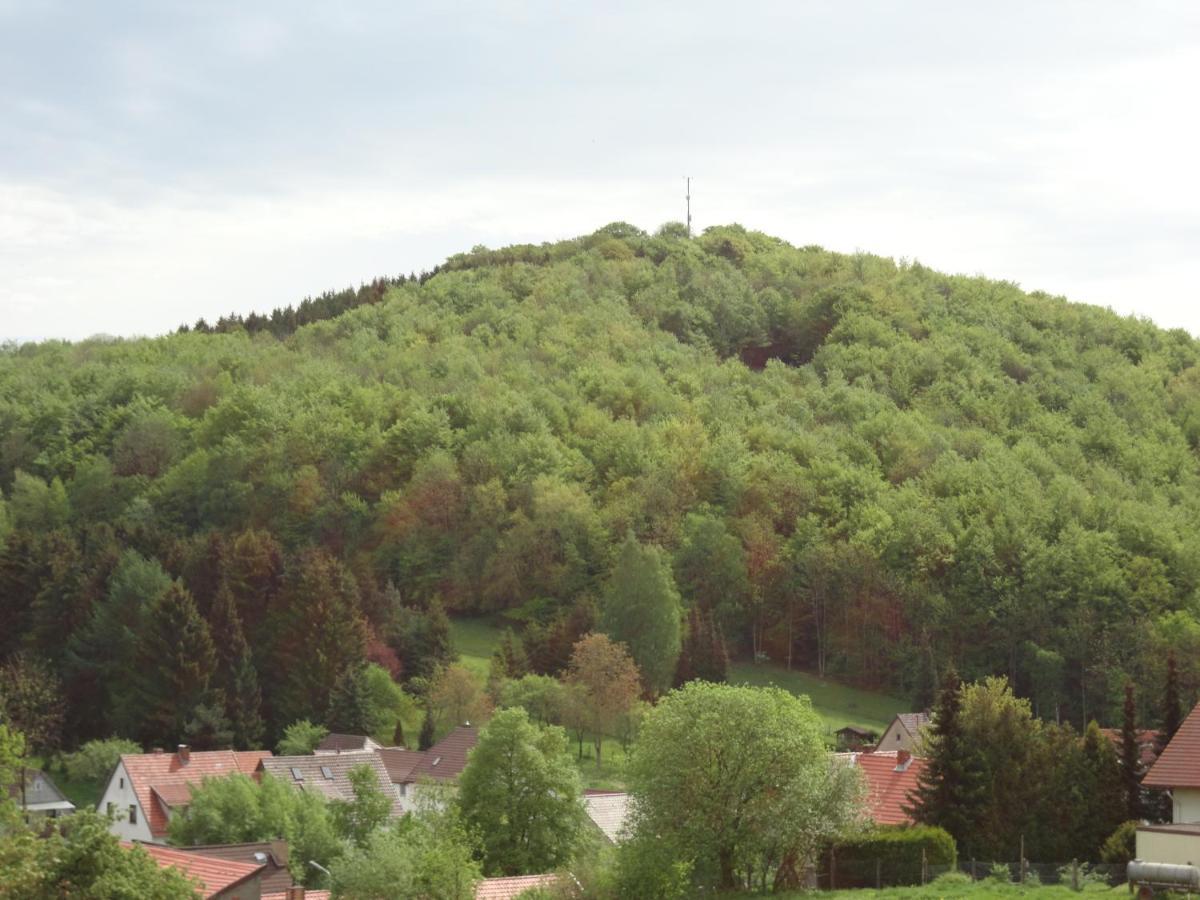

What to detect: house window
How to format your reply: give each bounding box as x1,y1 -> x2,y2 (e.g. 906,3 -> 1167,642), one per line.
290,767 -> 304,782
400,784 -> 407,797
895,733 -> 901,741
320,766 -> 334,780
106,802 -> 114,816
129,805 -> 137,825
119,777 -> 124,789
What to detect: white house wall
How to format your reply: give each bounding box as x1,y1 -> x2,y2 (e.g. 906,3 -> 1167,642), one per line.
97,761 -> 155,843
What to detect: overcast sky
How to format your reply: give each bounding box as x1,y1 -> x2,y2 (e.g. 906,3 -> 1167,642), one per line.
2,1 -> 1199,341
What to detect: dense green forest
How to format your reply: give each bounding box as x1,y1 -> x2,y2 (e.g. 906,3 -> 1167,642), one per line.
3,221 -> 1200,750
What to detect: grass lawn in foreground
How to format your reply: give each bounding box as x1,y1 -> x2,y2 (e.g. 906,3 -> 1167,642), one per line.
729,661 -> 910,734
777,878 -> 1125,899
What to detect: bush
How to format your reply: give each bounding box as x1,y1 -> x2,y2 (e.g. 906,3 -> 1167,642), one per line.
1100,820 -> 1137,864
988,862 -> 1012,883
832,825 -> 957,887
931,871 -> 972,888
61,738 -> 142,784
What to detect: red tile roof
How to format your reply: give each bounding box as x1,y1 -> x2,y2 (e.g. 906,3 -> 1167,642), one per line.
1144,704 -> 1200,788
121,750 -> 272,838
127,842 -> 264,898
1098,728 -> 1160,771
263,893 -> 330,900
475,874 -> 560,899
837,751 -> 927,826
185,841 -> 292,895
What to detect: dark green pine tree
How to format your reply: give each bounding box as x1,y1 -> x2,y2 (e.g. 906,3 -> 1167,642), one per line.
184,700 -> 234,750
325,664 -> 374,736
497,628 -> 528,678
209,585 -> 265,750
693,608 -> 729,683
673,609 -> 698,687
418,703 -> 436,751
906,668 -> 979,851
1121,682 -> 1143,822
392,718 -> 405,748
1160,650 -> 1183,751
133,581 -> 218,743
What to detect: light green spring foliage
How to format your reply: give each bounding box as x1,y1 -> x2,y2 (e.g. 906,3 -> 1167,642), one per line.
61,737 -> 143,784
600,533 -> 682,694
276,718 -> 329,755
0,809 -> 196,899
329,807 -> 480,900
624,681 -> 864,891
329,763 -> 393,849
167,773 -> 341,885
0,724 -> 26,826
457,706 -> 586,876
499,673 -> 567,726
8,222 -> 1200,726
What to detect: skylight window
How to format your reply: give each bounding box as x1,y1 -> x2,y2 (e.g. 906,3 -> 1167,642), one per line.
290,767 -> 304,781
320,766 -> 334,780
431,757 -> 442,767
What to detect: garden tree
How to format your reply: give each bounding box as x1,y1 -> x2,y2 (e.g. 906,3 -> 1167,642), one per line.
0,652 -> 65,753
0,724 -> 25,825
386,597 -> 453,681
499,674 -> 566,727
131,581 -> 219,743
1,810 -> 197,899
167,773 -> 341,885
1160,649 -> 1183,750
565,633 -> 642,767
907,669 -> 979,850
62,738 -> 142,785
1121,682 -> 1143,822
625,682 -> 863,892
208,584 -> 264,750
267,547 -> 368,729
523,596 -> 597,677
430,664 -> 490,732
325,665 -> 374,736
329,807 -> 480,900
418,704 -> 436,751
600,534 -> 682,694
457,707 -> 585,876
276,719 -> 329,756
330,764 -> 393,848
1077,721 -> 1128,855
361,663 -> 414,743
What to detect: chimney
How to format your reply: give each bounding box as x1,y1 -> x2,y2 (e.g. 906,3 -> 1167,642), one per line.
286,886 -> 306,900
177,744 -> 190,765
895,750 -> 912,771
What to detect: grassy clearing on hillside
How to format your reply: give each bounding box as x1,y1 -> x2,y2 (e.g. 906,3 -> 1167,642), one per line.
449,617 -> 505,678
729,662 -> 909,734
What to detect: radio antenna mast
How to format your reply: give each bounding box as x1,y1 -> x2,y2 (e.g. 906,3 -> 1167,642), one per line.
685,176 -> 692,237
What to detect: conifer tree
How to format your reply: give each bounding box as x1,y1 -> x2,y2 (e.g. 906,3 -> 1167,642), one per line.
133,581 -> 218,743
1160,650 -> 1183,752
418,703 -> 436,751
209,585 -> 264,749
325,665 -> 375,736
497,629 -> 528,678
392,719 -> 405,748
1121,682 -> 1143,823
907,668 -> 976,848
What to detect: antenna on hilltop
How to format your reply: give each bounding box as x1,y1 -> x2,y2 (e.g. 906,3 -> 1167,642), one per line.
685,176 -> 692,237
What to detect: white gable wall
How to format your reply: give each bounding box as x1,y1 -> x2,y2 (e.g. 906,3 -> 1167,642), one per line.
878,718 -> 916,752
97,761 -> 155,843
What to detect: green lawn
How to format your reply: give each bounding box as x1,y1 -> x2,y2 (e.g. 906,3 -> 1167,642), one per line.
728,662 -> 909,734
450,617 -> 506,678
780,882 -> 1125,900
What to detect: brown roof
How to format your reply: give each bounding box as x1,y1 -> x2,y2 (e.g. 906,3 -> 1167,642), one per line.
120,749 -> 271,838
410,726 -> 478,783
129,842 -> 264,898
896,712 -> 931,736
259,752 -> 404,818
475,874 -> 561,899
377,747 -> 427,784
836,751 -> 928,826
264,893 -> 329,900
1098,728 -> 1160,771
1145,704 -> 1200,788
315,733 -> 379,753
185,841 -> 292,895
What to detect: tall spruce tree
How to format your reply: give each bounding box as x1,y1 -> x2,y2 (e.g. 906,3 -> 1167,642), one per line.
1160,650 -> 1183,751
418,703 -> 436,751
132,581 -> 218,743
907,668 -> 977,849
209,585 -> 264,750
1120,682 -> 1143,822
325,665 -> 374,736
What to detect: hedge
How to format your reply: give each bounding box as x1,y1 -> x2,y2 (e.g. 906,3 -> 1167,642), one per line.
829,826 -> 958,888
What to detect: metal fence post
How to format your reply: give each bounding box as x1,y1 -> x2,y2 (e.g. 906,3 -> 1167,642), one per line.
829,847 -> 836,892
922,848 -> 928,885
970,858 -> 976,881
876,858 -> 881,890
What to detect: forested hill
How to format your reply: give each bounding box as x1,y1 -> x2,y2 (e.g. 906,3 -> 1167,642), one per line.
4,221 -> 1200,747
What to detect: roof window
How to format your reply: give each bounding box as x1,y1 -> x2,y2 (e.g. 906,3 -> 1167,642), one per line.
320,766 -> 334,780
290,767 -> 304,782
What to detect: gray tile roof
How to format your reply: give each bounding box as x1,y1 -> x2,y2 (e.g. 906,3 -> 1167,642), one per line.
259,752 -> 404,818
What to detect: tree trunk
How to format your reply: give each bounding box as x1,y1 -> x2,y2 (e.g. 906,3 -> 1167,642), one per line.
718,847 -> 736,890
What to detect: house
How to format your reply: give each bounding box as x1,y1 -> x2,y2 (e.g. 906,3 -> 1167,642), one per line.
376,725 -> 478,812
583,790 -> 631,844
877,713 -> 931,753
835,726 -> 877,751
314,733 -> 382,755
1138,703 -> 1200,864
129,842 -> 267,900
475,874 -> 561,899
185,841 -> 294,897
99,745 -> 272,843
259,751 -> 404,818
836,750 -> 927,826
6,767 -> 76,820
